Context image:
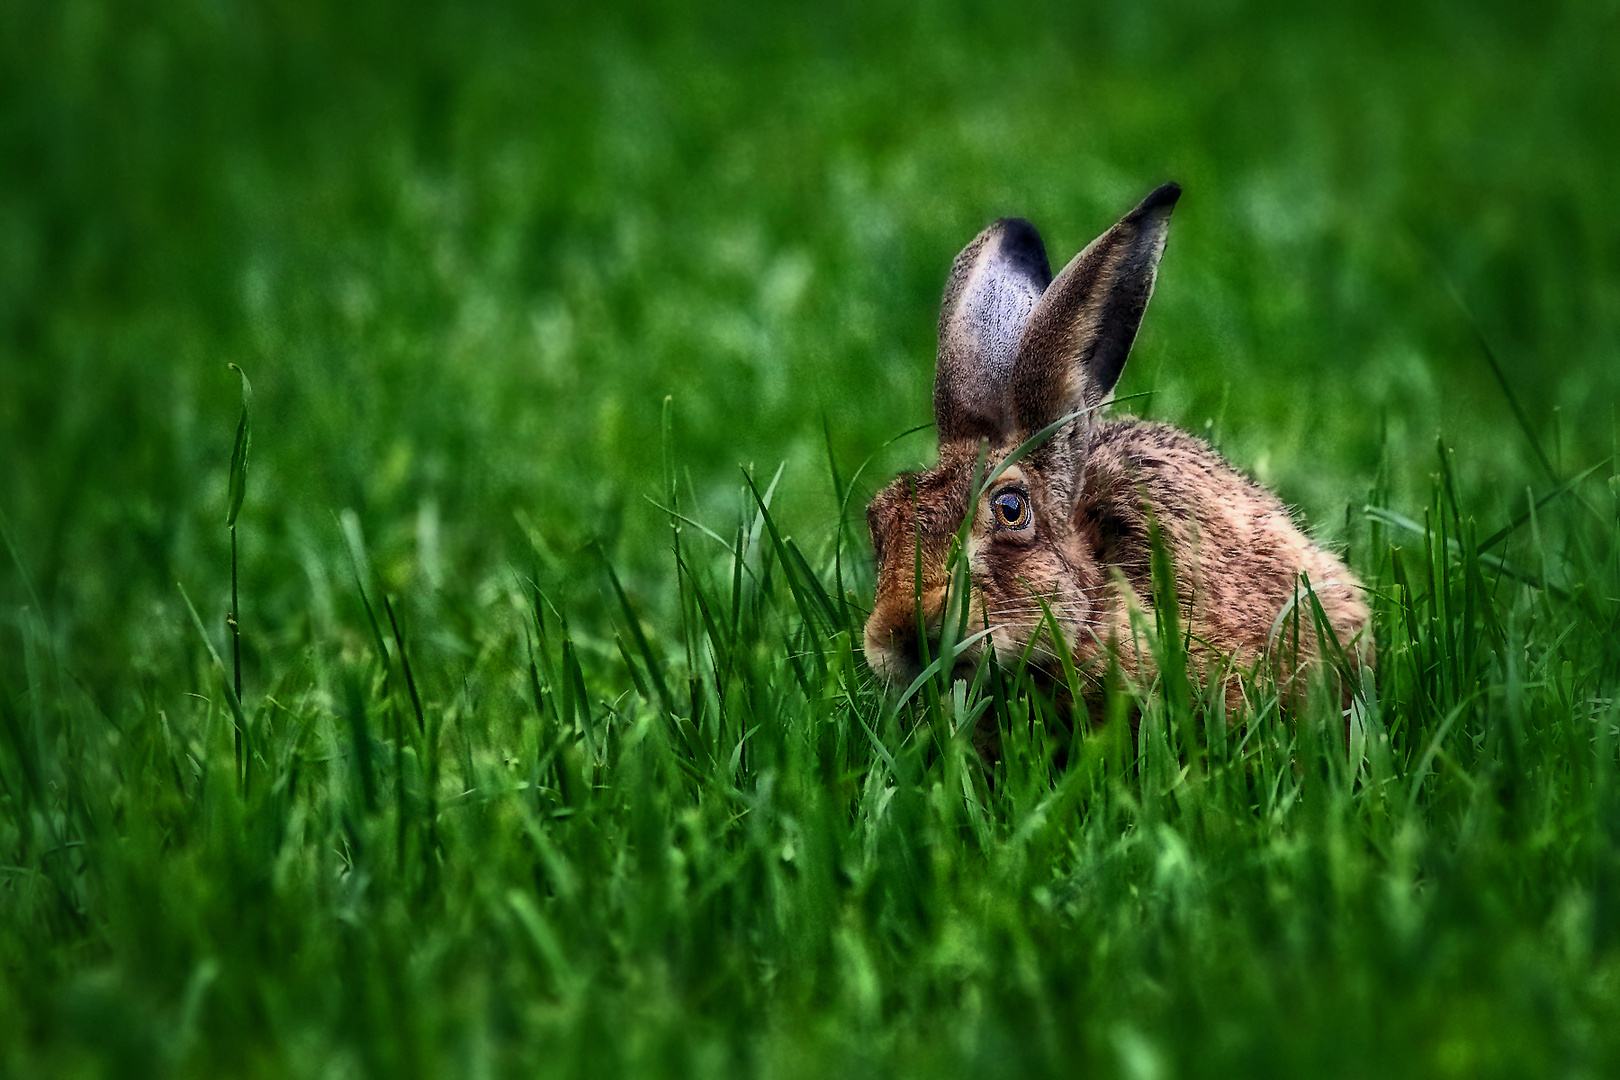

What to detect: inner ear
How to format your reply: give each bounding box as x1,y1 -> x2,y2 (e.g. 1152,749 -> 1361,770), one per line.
1009,183 -> 1180,437
933,218 -> 1052,445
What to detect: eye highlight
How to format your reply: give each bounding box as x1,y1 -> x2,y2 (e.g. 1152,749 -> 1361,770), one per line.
991,488 -> 1032,530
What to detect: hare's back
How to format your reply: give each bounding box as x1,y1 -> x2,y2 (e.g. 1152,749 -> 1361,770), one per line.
1082,418 -> 1370,665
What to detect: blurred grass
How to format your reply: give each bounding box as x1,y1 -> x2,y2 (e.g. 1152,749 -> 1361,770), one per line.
1,0 -> 1619,1076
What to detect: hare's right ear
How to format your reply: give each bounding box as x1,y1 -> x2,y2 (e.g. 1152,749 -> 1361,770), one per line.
933,218 -> 1052,444
1010,183 -> 1180,436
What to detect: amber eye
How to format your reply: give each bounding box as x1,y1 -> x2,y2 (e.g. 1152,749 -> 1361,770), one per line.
991,489 -> 1031,530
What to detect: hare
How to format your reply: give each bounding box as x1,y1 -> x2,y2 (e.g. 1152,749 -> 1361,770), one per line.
863,183 -> 1372,719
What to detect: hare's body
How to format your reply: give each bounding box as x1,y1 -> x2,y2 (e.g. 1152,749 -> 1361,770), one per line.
1067,418 -> 1367,698
863,184 -> 1371,714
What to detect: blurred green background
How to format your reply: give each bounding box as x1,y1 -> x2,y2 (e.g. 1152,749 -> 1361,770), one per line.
4,0 -> 1617,702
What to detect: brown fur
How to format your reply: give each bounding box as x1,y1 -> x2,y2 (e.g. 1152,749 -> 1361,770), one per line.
863,184 -> 1372,721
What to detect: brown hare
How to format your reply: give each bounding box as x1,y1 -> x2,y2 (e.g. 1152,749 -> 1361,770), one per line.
862,183 -> 1372,720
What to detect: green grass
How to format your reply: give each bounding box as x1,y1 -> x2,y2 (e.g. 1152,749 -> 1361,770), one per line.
3,0 -> 1620,1076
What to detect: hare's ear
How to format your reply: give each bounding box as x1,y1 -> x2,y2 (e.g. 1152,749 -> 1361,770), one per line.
933,218 -> 1052,444
1010,183 -> 1179,435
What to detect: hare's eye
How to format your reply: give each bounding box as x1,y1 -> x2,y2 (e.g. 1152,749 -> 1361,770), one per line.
991,490 -> 1031,530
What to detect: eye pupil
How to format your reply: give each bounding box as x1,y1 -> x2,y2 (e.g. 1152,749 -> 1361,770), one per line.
993,491 -> 1029,529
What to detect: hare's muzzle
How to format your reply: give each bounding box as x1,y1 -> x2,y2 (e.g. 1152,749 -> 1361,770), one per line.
864,583 -> 970,688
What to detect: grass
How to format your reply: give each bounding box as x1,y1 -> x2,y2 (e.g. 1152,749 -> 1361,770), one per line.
3,0 -> 1620,1076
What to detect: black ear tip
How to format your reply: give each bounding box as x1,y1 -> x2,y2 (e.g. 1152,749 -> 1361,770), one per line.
1130,182 -> 1182,221
994,216 -> 1042,242
990,217 -> 1052,281
992,216 -> 1046,252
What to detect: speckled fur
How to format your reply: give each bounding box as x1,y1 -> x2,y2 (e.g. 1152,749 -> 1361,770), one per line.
863,184 -> 1372,725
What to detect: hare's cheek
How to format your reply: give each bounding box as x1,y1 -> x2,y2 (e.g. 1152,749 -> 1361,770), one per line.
986,551 -> 1040,598
964,533 -> 990,579
963,589 -> 993,634
990,624 -> 1034,659
988,629 -> 1014,664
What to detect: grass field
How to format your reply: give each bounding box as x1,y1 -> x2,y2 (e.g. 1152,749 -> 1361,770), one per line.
3,1 -> 1619,1076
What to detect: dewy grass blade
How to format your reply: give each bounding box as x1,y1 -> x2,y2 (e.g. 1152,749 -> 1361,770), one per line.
782,536 -> 841,631
225,364 -> 252,530
1428,265 -> 1560,484
224,365 -> 253,776
975,408 -> 1086,498
1405,696 -> 1476,815
643,498 -> 743,556
178,581 -> 250,789
887,627 -> 996,718
342,671 -> 378,815
598,546 -> 675,718
854,709 -> 900,777
0,507 -> 44,621
383,594 -> 426,737
676,550 -> 733,690
340,510 -> 394,668
1146,515 -> 1193,749
1032,597 -> 1086,714
824,415 -> 850,619
1299,573 -> 1358,689
746,470 -> 837,648
839,423 -> 934,515
1479,457 -> 1612,552
1365,506 -> 1568,598
0,680 -> 45,814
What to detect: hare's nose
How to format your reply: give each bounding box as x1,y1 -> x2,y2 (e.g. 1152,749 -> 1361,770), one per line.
883,615 -> 944,661
864,586 -> 949,685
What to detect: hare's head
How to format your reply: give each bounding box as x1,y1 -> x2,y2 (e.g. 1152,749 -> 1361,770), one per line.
863,183 -> 1180,688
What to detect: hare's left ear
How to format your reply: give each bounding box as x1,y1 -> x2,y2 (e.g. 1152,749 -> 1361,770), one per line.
933,218 -> 1053,444
1010,183 -> 1180,436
